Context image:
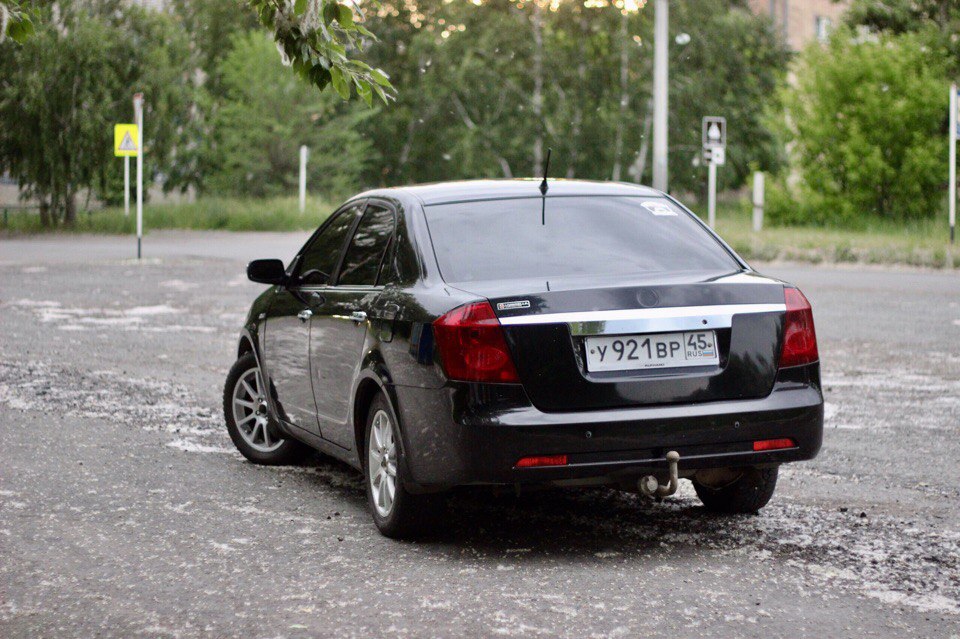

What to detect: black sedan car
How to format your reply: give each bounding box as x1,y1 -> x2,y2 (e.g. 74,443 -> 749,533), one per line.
224,180 -> 823,538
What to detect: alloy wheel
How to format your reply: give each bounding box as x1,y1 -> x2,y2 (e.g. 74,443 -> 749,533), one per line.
231,367 -> 282,453
367,409 -> 398,517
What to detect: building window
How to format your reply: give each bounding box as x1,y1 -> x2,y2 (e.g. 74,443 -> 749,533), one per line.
815,15 -> 832,42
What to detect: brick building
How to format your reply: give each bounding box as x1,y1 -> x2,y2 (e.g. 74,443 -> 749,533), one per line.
748,0 -> 850,51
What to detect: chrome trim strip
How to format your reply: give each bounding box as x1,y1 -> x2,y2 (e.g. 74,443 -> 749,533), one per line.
498,303 -> 786,336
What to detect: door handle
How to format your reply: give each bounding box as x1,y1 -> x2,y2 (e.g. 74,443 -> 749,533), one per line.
297,309 -> 313,322
350,310 -> 367,324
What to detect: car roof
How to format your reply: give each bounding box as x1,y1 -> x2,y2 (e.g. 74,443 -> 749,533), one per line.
357,179 -> 663,206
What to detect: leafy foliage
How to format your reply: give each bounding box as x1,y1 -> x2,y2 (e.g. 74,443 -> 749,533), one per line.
769,27 -> 947,226
668,1 -> 788,193
0,3 -> 195,224
249,0 -> 395,104
2,0 -> 792,222
168,0 -> 260,96
358,0 -> 788,193
0,0 -> 35,43
202,31 -> 374,199
845,0 -> 960,74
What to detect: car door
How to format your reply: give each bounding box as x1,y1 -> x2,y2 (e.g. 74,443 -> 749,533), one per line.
310,201 -> 397,449
261,202 -> 364,435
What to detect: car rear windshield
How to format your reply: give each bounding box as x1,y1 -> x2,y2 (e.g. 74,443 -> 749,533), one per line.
423,196 -> 740,283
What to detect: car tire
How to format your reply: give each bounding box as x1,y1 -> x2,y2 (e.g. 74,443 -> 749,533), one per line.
364,394 -> 443,539
692,466 -> 779,514
223,352 -> 308,466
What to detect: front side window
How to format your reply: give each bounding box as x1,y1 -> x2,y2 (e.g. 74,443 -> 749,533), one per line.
423,196 -> 739,283
338,204 -> 396,286
297,203 -> 363,286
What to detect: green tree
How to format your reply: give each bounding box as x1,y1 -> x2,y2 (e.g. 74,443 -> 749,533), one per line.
1,0 -> 394,101
0,0 -> 34,43
845,0 -> 960,74
169,0 -> 259,96
845,0 -> 960,35
772,27 -> 947,226
0,5 -> 195,225
669,1 -> 788,193
202,31 -> 374,199
359,0 -> 786,193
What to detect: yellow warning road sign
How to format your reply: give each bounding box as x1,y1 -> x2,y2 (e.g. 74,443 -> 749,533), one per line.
114,124 -> 139,157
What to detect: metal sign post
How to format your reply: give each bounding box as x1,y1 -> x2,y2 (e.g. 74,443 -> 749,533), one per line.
950,83 -> 957,244
124,156 -> 130,217
752,171 -> 765,232
133,93 -> 144,259
702,116 -> 726,228
707,162 -> 718,228
652,0 -> 669,192
299,145 -> 308,214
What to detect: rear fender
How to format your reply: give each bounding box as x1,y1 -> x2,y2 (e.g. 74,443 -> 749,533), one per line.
352,357 -> 424,491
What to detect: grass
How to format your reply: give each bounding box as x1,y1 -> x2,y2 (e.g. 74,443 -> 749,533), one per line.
0,196 -> 334,234
690,199 -> 959,269
3,194 -> 958,268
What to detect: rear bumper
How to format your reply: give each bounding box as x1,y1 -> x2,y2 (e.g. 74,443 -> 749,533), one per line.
392,364 -> 823,490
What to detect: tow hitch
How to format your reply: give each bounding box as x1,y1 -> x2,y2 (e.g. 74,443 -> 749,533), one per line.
639,451 -> 680,498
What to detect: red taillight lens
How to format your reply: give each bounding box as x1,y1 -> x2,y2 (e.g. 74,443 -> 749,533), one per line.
515,455 -> 568,468
433,301 -> 520,383
779,287 -> 819,368
753,438 -> 797,452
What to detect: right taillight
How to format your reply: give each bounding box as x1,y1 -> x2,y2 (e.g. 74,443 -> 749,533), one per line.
779,287 -> 819,368
433,301 -> 520,383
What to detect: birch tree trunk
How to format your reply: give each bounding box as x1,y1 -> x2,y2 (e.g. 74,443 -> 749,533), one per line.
531,0 -> 544,177
566,11 -> 588,179
634,97 -> 653,183
611,8 -> 630,181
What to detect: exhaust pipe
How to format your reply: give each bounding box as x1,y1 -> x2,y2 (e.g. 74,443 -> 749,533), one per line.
639,451 -> 680,498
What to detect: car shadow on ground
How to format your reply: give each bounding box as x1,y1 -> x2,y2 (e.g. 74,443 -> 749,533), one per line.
292,451 -> 765,558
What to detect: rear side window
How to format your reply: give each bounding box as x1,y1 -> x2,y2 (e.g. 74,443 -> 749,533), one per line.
338,204 -> 395,286
423,196 -> 738,283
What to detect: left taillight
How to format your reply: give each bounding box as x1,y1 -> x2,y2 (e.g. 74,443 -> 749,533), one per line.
433,301 -> 520,383
779,287 -> 819,368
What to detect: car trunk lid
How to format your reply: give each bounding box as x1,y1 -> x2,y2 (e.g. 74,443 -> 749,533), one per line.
451,271 -> 786,412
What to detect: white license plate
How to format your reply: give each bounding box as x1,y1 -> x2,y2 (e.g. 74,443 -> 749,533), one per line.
584,331 -> 718,372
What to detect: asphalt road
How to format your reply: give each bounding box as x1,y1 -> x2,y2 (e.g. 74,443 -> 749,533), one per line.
1,231 -> 958,638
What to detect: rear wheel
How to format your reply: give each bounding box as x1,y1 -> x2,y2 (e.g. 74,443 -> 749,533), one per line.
223,352 -> 308,465
693,466 -> 779,514
364,394 -> 442,539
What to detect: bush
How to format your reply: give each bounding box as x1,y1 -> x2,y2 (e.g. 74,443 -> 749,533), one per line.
776,27 -> 947,226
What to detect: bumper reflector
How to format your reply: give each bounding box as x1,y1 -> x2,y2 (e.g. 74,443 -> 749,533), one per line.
753,438 -> 797,452
515,454 -> 569,469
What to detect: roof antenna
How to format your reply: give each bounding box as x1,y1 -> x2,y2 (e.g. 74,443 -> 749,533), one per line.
540,148 -> 552,225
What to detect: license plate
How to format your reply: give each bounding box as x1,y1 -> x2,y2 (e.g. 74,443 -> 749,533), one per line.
584,331 -> 718,372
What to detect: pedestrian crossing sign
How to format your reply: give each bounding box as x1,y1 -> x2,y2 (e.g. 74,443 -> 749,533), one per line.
114,124 -> 139,157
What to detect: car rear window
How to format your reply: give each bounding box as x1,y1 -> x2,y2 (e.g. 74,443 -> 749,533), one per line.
423,196 -> 739,283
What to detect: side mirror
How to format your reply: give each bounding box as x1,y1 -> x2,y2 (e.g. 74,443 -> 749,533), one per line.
247,259 -> 286,285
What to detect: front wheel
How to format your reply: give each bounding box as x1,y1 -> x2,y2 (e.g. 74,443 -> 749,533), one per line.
692,466 -> 779,514
223,352 -> 308,465
365,394 -> 443,539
